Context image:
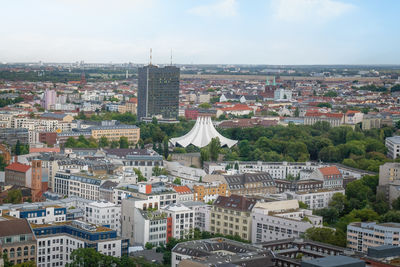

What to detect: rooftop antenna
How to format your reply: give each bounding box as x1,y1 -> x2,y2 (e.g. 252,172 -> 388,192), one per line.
170,49 -> 173,65
149,48 -> 152,65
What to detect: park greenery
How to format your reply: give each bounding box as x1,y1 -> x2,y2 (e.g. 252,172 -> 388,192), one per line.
74,111 -> 398,173
220,122 -> 395,172
303,174 -> 400,247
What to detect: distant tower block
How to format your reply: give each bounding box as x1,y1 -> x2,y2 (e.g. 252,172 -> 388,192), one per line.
126,70 -> 129,79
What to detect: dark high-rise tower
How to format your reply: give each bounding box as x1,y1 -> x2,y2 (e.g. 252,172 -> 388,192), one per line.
137,65 -> 180,120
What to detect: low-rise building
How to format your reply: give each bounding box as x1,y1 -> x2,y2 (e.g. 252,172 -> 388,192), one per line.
251,200 -> 323,243
193,180 -> 230,203
347,222 -> 400,253
304,112 -> 344,127
288,189 -> 345,210
172,185 -> 193,203
8,206 -> 66,224
171,238 -> 275,267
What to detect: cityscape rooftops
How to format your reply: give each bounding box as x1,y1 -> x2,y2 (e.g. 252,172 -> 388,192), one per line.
0,219 -> 33,237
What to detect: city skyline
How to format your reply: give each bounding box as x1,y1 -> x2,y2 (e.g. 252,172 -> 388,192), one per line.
1,0 -> 399,65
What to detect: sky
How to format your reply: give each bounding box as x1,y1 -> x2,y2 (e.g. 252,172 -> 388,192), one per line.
0,0 -> 399,65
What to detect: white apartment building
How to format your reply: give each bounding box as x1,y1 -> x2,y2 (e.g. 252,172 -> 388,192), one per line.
287,189 -> 345,210
347,222 -> 400,253
132,208 -> 168,246
84,201 -> 121,236
162,203 -> 195,240
54,172 -> 102,201
386,136 -> 400,159
183,201 -> 212,232
251,200 -> 323,243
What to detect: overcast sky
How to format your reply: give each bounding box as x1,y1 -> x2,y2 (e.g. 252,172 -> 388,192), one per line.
1,0 -> 399,65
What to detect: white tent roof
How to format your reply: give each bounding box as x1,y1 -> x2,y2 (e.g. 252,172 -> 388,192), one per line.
170,116 -> 237,148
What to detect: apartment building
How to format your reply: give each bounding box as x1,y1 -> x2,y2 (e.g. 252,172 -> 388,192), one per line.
386,136 -> 400,159
172,185 -> 194,203
377,162 -> 400,205
113,182 -> 177,207
162,203 -> 194,240
347,222 -> 400,253
224,172 -> 276,196
193,180 -> 230,203
124,207 -> 168,247
84,201 -> 121,236
33,220 -> 126,267
308,166 -> 344,189
210,195 -> 256,241
104,148 -> 163,179
54,171 -> 103,201
251,200 -> 323,243
288,189 -> 345,210
182,201 -> 212,232
0,219 -> 37,265
90,124 -> 140,144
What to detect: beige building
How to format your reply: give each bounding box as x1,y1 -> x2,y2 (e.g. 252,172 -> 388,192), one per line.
193,181 -> 230,203
210,195 -> 256,241
90,125 -> 140,144
0,219 -> 37,265
377,162 -> 400,206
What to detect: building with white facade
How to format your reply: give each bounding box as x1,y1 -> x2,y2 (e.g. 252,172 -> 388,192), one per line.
162,203 -> 194,240
287,189 -> 345,210
347,222 -> 400,253
8,206 -> 66,224
386,136 -> 400,159
33,220 -> 127,267
84,201 -> 121,236
54,171 -> 102,201
251,200 -> 323,243
182,201 -> 211,232
308,166 -> 344,189
274,88 -> 292,101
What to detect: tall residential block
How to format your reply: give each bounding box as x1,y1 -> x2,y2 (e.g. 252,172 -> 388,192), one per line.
137,65 -> 180,120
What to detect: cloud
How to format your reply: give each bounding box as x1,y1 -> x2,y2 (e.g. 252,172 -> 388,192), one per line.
188,0 -> 238,18
271,0 -> 354,23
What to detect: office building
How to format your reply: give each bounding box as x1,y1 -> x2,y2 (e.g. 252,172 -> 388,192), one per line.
386,136 -> 400,159
137,65 -> 180,120
84,201 -> 121,236
288,189 -> 345,210
347,222 -> 400,253
33,220 -> 126,267
162,203 -> 194,240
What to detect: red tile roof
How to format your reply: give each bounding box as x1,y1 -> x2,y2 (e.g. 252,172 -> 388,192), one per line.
221,104 -> 252,112
5,162 -> 31,173
172,185 -> 192,194
319,166 -> 341,176
30,147 -> 60,153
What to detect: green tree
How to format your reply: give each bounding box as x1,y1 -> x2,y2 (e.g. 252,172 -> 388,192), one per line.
304,227 -> 346,247
173,178 -> 182,185
198,103 -> 212,109
110,140 -> 119,148
134,168 -> 146,182
381,210 -> 400,223
6,189 -> 23,204
200,148 -> 210,166
298,201 -> 308,209
98,136 -> 109,148
119,136 -> 129,148
145,242 -> 154,250
163,138 -> 169,159
392,196 -> 400,210
209,137 -> 221,161
15,140 -> 21,155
